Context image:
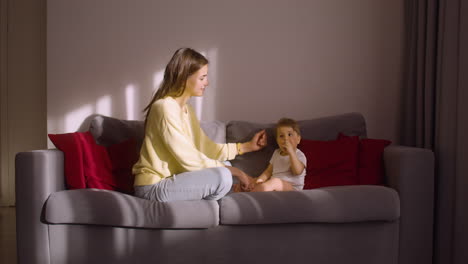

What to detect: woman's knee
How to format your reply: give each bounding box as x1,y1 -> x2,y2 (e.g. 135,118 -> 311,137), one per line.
207,167 -> 232,199
217,166 -> 233,189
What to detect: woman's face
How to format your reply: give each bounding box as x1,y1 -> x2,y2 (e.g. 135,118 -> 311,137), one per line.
185,64 -> 209,97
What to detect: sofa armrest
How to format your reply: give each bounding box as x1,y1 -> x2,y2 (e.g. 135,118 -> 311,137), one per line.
383,145 -> 434,264
15,149 -> 65,264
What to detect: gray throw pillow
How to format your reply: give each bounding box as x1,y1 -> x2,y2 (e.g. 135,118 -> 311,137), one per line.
89,115 -> 145,149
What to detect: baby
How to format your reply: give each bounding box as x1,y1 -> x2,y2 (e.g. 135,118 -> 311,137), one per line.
253,118 -> 307,191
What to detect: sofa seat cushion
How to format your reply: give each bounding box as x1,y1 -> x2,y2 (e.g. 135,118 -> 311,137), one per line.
219,185 -> 399,225
44,189 -> 219,229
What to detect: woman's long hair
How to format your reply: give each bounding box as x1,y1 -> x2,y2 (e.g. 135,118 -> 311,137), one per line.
143,48 -> 209,124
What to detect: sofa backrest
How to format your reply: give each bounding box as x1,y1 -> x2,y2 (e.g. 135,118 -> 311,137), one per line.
226,112 -> 367,177
88,112 -> 367,178
88,115 -> 227,150
89,115 -> 145,148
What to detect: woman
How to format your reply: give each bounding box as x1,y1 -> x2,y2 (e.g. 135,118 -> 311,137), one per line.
133,48 -> 267,202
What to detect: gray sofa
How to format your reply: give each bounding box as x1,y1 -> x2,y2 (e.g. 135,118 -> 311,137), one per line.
15,112 -> 434,264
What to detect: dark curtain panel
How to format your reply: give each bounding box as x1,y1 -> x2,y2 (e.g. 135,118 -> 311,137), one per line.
401,0 -> 438,149
402,0 -> 468,264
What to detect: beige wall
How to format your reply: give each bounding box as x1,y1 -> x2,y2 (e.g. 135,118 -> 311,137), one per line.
0,0 -> 404,205
0,0 -> 47,206
48,0 -> 404,144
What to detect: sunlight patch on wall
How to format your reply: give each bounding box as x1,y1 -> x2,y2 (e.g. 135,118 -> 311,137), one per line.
65,104 -> 93,132
153,70 -> 164,92
197,48 -> 218,121
125,84 -> 136,120
96,95 -> 112,116
188,50 -> 209,120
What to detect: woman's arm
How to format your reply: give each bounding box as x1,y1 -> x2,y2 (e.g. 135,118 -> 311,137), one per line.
149,102 -> 225,171
189,108 -> 238,161
225,166 -> 254,191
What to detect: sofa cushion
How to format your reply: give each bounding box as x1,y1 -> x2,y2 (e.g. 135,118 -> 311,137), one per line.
299,136 -> 360,189
44,189 -> 219,229
299,112 -> 367,141
47,132 -> 92,189
226,112 -> 367,178
89,115 -> 145,148
219,185 -> 399,225
49,131 -> 137,194
106,138 -> 139,194
48,131 -> 119,191
338,133 -> 392,185
88,115 -> 227,149
200,120 -> 227,143
358,138 -> 392,184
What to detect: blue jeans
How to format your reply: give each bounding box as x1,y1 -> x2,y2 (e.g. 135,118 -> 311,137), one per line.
134,167 -> 233,202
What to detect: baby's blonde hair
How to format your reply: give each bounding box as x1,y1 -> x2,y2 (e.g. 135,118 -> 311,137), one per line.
276,118 -> 301,136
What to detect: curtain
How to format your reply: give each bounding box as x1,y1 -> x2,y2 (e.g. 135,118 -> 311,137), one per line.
401,0 -> 438,149
401,0 -> 468,264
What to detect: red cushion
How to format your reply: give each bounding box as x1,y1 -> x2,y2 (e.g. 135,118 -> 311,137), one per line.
81,135 -> 115,191
299,136 -> 359,189
338,133 -> 391,185
48,132 -> 90,189
106,138 -> 138,194
48,132 -> 138,193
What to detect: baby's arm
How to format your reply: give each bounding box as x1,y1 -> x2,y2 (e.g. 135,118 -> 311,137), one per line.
289,151 -> 305,175
256,164 -> 273,183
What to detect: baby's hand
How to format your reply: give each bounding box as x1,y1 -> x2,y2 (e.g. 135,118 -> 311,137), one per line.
283,140 -> 295,155
256,178 -> 265,184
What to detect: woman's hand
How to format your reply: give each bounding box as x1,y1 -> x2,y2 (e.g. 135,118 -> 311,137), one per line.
226,166 -> 255,191
252,130 -> 267,151
239,173 -> 256,192
241,130 -> 267,154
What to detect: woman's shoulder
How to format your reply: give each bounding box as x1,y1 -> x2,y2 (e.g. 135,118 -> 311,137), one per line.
151,97 -> 178,111
147,97 -> 181,123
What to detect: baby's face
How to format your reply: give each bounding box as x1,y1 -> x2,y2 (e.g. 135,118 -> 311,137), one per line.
276,126 -> 301,151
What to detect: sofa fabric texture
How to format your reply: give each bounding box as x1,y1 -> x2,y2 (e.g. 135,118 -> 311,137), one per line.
89,115 -> 145,148
47,222 -> 399,264
89,114 -> 227,149
219,185 -> 399,225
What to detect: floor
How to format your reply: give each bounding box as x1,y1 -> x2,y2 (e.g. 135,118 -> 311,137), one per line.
0,206 -> 17,264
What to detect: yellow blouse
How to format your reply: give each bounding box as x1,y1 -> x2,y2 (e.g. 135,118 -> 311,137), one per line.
132,97 -> 238,186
